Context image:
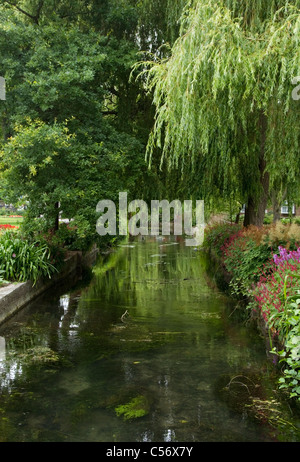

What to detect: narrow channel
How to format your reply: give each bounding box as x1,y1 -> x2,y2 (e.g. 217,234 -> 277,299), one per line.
0,236 -> 299,442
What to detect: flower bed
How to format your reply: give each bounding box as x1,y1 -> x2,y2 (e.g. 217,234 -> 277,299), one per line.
204,221 -> 300,401
0,224 -> 18,229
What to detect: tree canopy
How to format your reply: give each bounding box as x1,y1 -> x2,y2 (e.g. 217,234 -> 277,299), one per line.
2,0 -> 300,235
0,0 -> 186,247
142,0 -> 300,225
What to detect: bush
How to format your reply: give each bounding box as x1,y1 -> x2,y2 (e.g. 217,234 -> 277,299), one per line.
248,249 -> 300,400
224,237 -> 272,295
265,222 -> 300,250
204,223 -> 272,296
264,214 -> 273,225
204,222 -> 300,294
203,222 -> 241,256
275,297 -> 300,400
0,231 -> 57,285
204,221 -> 300,400
20,214 -> 97,252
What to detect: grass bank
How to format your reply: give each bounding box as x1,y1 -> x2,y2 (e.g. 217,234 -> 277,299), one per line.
0,216 -> 23,226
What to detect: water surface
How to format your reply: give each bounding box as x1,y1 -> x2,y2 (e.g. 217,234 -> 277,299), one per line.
0,237 -> 299,442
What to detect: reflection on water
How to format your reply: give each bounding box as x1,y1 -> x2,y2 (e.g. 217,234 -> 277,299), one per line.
0,236 -> 299,442
0,336 -> 5,362
0,336 -> 5,377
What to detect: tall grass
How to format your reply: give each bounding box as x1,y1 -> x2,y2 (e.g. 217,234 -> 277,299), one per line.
0,231 -> 57,285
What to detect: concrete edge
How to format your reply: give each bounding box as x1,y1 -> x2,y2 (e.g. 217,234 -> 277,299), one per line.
0,245 -> 99,326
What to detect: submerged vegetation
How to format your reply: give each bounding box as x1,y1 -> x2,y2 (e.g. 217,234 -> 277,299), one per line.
115,395 -> 150,421
0,0 -> 300,443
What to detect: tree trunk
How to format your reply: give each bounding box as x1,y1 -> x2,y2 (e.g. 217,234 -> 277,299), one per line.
272,190 -> 281,223
54,201 -> 60,232
244,112 -> 269,227
235,210 -> 241,224
271,188 -> 287,223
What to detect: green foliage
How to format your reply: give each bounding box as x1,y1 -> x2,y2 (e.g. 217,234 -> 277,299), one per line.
0,0 -> 174,249
0,269 -> 9,286
224,237 -> 272,284
270,284 -> 300,400
264,214 -> 273,225
9,346 -> 61,366
115,395 -> 150,420
141,0 -> 300,222
204,221 -> 300,400
203,222 -> 241,256
0,231 -> 57,285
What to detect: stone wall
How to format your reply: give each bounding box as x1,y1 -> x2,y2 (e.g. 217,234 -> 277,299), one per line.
0,245 -> 99,326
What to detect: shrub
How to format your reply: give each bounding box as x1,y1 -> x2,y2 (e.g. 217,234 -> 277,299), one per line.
264,214 -> 273,225
21,214 -> 96,252
225,240 -> 272,294
253,260 -> 299,325
265,222 -> 300,250
0,231 -> 57,285
268,277 -> 300,401
203,222 -> 241,256
204,221 -> 300,400
253,251 -> 300,400
0,269 -> 9,286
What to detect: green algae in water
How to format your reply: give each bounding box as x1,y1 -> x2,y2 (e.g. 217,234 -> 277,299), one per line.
9,346 -> 60,366
115,395 -> 150,420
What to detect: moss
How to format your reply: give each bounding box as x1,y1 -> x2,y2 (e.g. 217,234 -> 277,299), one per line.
115,395 -> 150,420
0,409 -> 15,442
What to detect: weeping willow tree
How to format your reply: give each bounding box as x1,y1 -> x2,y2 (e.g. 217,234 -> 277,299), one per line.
141,0 -> 300,226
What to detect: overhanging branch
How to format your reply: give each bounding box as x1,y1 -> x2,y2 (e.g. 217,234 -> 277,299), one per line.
4,0 -> 44,24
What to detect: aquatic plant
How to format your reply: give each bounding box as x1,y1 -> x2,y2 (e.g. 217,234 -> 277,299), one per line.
9,346 -> 60,366
115,395 -> 150,420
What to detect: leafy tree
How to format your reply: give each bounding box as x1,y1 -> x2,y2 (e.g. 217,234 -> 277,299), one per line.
0,0 -> 191,251
142,0 -> 300,226
0,1 -> 161,248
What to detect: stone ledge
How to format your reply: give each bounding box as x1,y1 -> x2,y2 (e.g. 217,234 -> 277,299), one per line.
0,245 -> 99,326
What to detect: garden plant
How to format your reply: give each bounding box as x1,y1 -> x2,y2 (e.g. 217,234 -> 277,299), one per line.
204,221 -> 300,401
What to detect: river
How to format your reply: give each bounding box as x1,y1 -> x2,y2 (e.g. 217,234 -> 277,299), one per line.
0,236 -> 299,442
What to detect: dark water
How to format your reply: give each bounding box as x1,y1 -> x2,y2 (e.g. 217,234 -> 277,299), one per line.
0,236 -> 299,442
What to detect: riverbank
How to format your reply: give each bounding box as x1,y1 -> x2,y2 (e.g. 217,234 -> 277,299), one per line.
205,246 -> 281,357
203,221 -> 300,402
0,245 -> 99,326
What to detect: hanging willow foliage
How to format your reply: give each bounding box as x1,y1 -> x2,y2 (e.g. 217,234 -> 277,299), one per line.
137,0 -> 187,44
138,0 -> 300,217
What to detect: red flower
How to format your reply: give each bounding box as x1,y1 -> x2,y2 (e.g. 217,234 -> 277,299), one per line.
0,224 -> 17,229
